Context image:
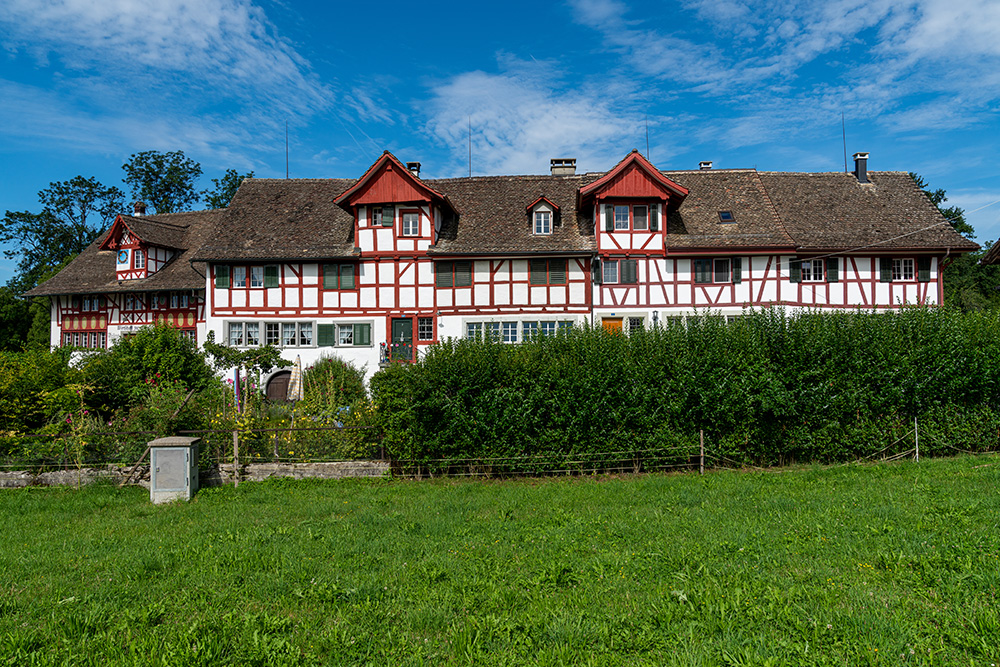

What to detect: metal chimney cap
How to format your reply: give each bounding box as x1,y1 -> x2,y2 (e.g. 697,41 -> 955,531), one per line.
699,161 -> 713,170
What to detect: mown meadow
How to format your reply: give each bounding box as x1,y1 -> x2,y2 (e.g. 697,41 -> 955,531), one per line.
2,455 -> 998,666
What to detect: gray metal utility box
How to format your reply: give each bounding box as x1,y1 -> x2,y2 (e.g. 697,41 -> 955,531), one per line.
149,437 -> 200,504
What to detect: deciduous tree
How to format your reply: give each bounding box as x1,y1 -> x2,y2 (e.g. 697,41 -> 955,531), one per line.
122,150 -> 203,214
203,169 -> 254,209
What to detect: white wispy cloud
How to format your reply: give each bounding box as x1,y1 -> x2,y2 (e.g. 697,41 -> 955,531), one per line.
422,56 -> 671,176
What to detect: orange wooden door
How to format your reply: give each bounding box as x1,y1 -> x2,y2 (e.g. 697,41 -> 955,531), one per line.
602,317 -> 623,333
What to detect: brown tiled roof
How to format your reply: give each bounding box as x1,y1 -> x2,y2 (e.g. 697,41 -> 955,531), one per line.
426,174 -> 600,255
981,242 -> 1000,265
191,178 -> 356,261
119,215 -> 188,249
660,169 -> 794,251
759,171 -> 978,252
25,210 -> 224,297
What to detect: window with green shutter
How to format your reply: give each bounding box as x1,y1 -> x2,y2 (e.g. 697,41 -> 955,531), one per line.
381,205 -> 394,227
323,264 -> 357,289
215,265 -> 230,288
340,264 -> 355,290
732,257 -> 742,284
650,204 -> 659,231
317,324 -> 335,347
621,258 -> 638,284
264,265 -> 279,287
549,259 -> 567,284
455,261 -> 472,287
323,264 -> 336,289
789,259 -> 802,283
435,262 -> 452,288
917,257 -> 931,282
605,204 -> 614,232
880,257 -> 893,283
354,323 -> 371,346
826,257 -> 839,282
529,259 -> 547,285
694,259 -> 712,284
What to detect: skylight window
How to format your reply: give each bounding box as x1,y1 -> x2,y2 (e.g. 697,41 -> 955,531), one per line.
718,211 -> 736,224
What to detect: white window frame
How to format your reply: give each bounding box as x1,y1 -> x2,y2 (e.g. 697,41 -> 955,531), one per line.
467,322 -> 483,339
713,258 -> 731,284
603,259 -> 619,284
250,266 -> 264,288
801,259 -> 824,282
534,210 -> 552,235
892,258 -> 915,281
614,205 -> 629,230
134,249 -> 145,269
418,317 -> 434,341
633,205 -> 648,231
402,212 -> 420,237
233,266 -> 247,288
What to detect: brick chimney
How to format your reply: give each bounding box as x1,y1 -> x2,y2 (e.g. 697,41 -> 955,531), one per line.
133,201 -> 147,215
853,152 -> 869,183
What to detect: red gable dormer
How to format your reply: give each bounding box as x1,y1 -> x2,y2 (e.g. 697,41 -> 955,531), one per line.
99,214 -> 185,281
579,150 -> 689,205
526,196 -> 560,214
335,151 -> 454,213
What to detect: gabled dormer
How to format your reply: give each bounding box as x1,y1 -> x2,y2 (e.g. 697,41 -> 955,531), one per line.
335,152 -> 457,254
579,150 -> 689,256
99,203 -> 187,281
526,196 -> 560,235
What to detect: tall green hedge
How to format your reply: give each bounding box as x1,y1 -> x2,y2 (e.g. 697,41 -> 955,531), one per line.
370,308 -> 1000,471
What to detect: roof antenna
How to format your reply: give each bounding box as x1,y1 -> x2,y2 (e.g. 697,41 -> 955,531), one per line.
285,120 -> 289,179
468,116 -> 472,178
645,115 -> 650,161
841,112 -> 847,174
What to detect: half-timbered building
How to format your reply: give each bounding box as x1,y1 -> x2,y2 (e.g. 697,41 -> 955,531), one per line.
26,150 -> 978,390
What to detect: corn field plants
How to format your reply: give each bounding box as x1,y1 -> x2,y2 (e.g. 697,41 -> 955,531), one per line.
1,454 -> 998,666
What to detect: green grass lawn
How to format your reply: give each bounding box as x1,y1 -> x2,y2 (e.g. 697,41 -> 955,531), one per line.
1,456 -> 998,666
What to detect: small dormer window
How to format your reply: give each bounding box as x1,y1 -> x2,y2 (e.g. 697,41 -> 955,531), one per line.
134,249 -> 145,269
718,211 -> 736,224
402,212 -> 419,236
534,210 -> 552,235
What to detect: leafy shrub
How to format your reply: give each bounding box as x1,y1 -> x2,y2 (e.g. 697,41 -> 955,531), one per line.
300,354 -> 367,414
0,348 -> 80,435
371,308 -> 1000,472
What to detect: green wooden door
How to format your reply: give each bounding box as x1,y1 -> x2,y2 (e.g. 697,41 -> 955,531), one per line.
391,318 -> 413,361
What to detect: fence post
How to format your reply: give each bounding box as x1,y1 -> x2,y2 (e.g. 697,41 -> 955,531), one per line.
699,430 -> 705,475
914,416 -> 919,463
232,430 -> 239,487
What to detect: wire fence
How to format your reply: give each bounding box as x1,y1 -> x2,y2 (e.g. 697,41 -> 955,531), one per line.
2,421 -> 998,482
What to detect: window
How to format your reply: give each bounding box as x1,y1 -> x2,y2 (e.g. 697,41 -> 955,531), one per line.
694,258 -> 742,284
233,266 -> 247,288
123,294 -> 143,311
265,323 -> 280,345
372,206 -> 383,226
467,322 -> 482,339
282,323 -> 296,346
402,212 -> 419,236
81,295 -> 103,312
228,322 -> 244,346
317,322 -> 371,347
502,322 -> 518,343
264,265 -> 279,288
323,264 -> 356,290
134,249 -> 145,269
601,259 -> 637,284
628,317 -> 644,332
801,259 -> 824,282
378,205 -> 394,227
436,261 -> 472,288
522,321 -> 538,340
892,258 -> 914,281
246,323 -> 260,346
418,317 -> 434,341
215,265 -> 230,288
540,321 -> 557,336
180,329 -> 196,343
529,258 -> 567,285
170,292 -> 190,309
486,322 -> 501,340
339,325 -> 354,345
614,205 -> 629,230
604,203 -> 660,232
534,210 -> 552,235
298,322 -> 313,346
718,211 -> 736,223
558,321 -> 574,331
250,266 -> 264,288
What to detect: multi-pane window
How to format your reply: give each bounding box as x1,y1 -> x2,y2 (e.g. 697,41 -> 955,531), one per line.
123,294 -> 143,311
486,322 -> 501,340
614,205 -> 629,230
714,258 -> 731,283
466,320 -> 573,341
534,210 -> 551,235
181,329 -> 196,343
467,322 -> 483,339
402,212 -> 419,236
892,258 -> 915,281
315,323 -> 370,347
265,323 -> 280,345
250,266 -> 264,288
298,322 -> 313,346
436,261 -> 473,287
633,205 -> 648,230
339,324 -> 354,345
418,317 -> 434,341
323,264 -> 356,289
80,295 -> 104,311
282,323 -> 296,346
233,266 -> 247,288
502,322 -> 518,343
373,205 -> 393,227
601,259 -> 638,284
628,317 -> 644,332
246,323 -> 260,346
603,260 -> 619,284
540,321 -> 557,336
694,258 -> 740,284
801,259 -> 824,282
529,258 -> 567,285
228,322 -> 245,346
170,292 -> 190,308
522,321 -> 538,340
605,203 -> 659,231
372,206 -> 383,226
134,249 -> 145,269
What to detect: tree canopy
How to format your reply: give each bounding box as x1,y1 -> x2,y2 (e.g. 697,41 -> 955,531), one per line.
910,172 -> 975,239
203,169 -> 254,209
122,150 -> 203,214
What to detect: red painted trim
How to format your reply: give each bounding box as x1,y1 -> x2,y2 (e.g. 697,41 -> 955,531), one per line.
526,196 -> 560,213
580,150 -> 689,199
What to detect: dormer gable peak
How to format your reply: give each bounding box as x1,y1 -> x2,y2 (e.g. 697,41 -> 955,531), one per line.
579,150 -> 689,205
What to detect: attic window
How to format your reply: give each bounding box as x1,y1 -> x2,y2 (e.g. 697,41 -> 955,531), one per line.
718,211 -> 736,224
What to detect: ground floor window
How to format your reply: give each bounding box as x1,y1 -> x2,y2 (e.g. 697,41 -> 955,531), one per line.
892,258 -> 915,281
467,319 -> 574,341
227,321 -> 314,348
62,331 -> 106,349
418,317 -> 434,341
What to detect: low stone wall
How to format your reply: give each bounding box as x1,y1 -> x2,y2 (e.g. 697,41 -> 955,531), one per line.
0,460 -> 389,489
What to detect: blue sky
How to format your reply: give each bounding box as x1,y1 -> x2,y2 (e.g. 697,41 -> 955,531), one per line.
2,0 -> 999,285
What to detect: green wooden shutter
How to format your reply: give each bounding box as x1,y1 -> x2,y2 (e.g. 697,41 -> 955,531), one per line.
435,262 -> 453,288
215,265 -> 230,288
592,259 -> 602,285
789,259 -> 801,283
917,257 -> 931,282
731,256 -> 742,284
323,264 -> 337,289
880,257 -> 893,282
604,204 -> 614,232
694,259 -> 711,284
650,204 -> 659,231
354,323 -> 371,346
826,257 -> 839,282
549,259 -> 567,284
264,265 -> 279,287
381,205 -> 394,227
529,258 -> 547,284
340,264 -> 355,289
317,324 -> 335,347
621,259 -> 638,284
455,261 -> 472,287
